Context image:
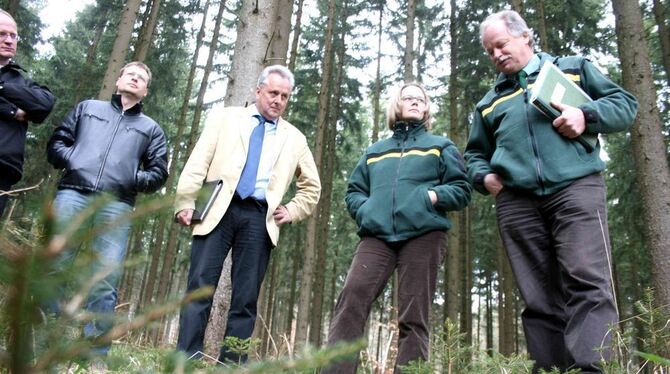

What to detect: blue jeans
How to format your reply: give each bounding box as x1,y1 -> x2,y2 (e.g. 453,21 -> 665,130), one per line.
50,188 -> 133,355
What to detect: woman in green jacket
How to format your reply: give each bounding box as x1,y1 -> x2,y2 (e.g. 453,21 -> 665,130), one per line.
322,82 -> 472,373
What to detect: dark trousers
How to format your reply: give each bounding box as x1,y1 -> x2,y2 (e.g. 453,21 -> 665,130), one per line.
177,196 -> 272,364
323,231 -> 446,374
495,173 -> 617,373
0,178 -> 12,218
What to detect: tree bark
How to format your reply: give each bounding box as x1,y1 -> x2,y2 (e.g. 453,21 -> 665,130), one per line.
445,0 -> 461,327
371,0 -> 383,144
139,215 -> 163,311
510,0 -> 524,16
403,0 -> 416,82
6,0 -> 18,17
485,271 -> 493,354
98,0 -> 143,100
308,11 -> 348,345
497,235 -> 515,356
612,0 -> 670,316
535,0 -> 549,52
652,0 -> 670,86
224,0 -> 281,107
134,0 -> 163,62
285,241 -> 301,341
186,0 -> 227,156
295,0 -> 336,348
74,6 -> 110,104
287,0 -> 304,72
148,0 -> 213,344
268,0 -> 293,66
460,207 -> 472,345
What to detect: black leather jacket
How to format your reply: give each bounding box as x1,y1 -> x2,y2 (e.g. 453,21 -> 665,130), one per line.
0,61 -> 55,184
47,94 -> 168,205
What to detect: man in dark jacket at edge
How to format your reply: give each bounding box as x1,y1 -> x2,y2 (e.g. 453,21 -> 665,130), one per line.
46,61 -> 168,358
0,9 -> 55,217
464,10 -> 637,374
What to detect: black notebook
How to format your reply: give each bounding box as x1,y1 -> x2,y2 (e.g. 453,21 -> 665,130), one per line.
192,179 -> 224,223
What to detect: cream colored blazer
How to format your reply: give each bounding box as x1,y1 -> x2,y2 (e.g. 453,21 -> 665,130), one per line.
174,105 -> 321,246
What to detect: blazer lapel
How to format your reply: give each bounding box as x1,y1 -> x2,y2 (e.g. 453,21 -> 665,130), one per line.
271,118 -> 289,168
238,106 -> 258,154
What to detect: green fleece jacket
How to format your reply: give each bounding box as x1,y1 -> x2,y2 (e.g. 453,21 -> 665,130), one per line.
464,52 -> 638,196
346,122 -> 472,242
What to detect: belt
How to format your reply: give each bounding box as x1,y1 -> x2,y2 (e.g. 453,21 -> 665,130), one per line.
232,192 -> 268,209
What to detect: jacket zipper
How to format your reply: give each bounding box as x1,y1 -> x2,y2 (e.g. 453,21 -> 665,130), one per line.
524,88 -> 545,193
95,112 -> 124,189
391,125 -> 409,237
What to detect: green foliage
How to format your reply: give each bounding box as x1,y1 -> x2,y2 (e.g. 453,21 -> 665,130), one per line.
633,289 -> 670,359
221,337 -> 261,365
0,194 -> 205,373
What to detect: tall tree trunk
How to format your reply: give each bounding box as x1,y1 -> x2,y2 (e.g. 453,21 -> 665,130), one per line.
534,0 -> 550,52
186,0 -> 227,155
287,0 -> 304,72
224,0 -> 281,106
294,0 -> 337,348
285,242 -> 301,341
612,0 -> 670,313
205,0 -> 285,354
6,0 -> 18,16
268,0 -> 294,65
260,257 -> 279,355
461,208 -> 472,345
118,222 -> 144,310
510,0 -> 524,15
371,1 -> 383,144
497,235 -> 515,356
134,0 -> 163,62
139,215 -> 163,311
403,0 -> 416,82
308,13 -> 348,345
98,0 -> 143,100
445,0 -> 461,327
149,0 -> 214,345
485,271 -> 493,355
652,0 -> 670,86
73,7 -> 110,104
139,0 -> 210,328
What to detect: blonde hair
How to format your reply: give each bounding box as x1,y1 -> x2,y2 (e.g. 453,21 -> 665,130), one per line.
386,82 -> 432,130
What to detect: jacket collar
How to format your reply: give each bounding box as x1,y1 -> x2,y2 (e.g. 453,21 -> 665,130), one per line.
392,121 -> 427,139
111,93 -> 143,115
493,52 -> 555,93
1,60 -> 25,72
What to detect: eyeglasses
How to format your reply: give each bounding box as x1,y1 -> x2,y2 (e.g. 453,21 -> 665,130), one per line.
401,95 -> 426,104
0,31 -> 19,42
123,71 -> 148,84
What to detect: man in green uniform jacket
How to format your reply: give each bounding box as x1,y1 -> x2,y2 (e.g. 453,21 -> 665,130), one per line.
464,10 -> 637,374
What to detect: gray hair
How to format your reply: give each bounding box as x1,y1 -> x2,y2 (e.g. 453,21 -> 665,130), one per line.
257,65 -> 295,90
480,10 -> 535,49
0,9 -> 17,25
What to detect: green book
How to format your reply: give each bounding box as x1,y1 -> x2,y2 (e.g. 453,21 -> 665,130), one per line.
529,60 -> 598,152
192,179 -> 224,222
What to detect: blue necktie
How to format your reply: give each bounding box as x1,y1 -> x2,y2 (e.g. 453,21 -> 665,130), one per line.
236,115 -> 267,199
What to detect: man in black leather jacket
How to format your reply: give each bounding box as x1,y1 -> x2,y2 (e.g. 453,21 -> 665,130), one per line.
46,61 -> 167,357
0,9 -> 55,216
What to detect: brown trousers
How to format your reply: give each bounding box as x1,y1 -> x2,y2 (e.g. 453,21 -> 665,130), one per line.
496,173 -> 618,373
322,230 -> 446,373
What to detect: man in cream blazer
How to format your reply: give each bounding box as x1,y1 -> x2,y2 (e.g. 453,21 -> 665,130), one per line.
174,65 -> 320,363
